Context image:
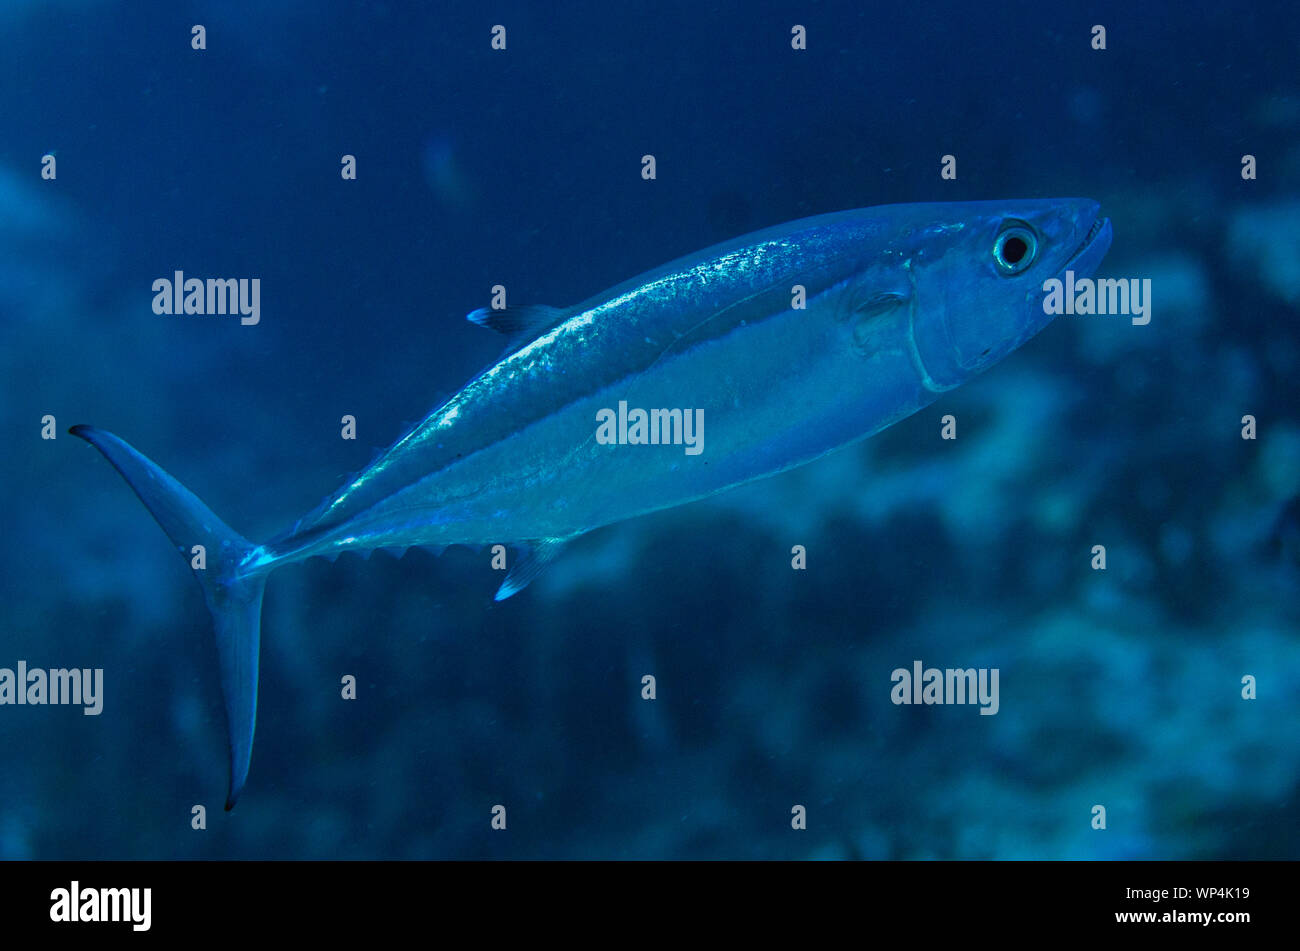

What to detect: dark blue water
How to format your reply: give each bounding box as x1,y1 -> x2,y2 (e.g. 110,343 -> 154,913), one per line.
1,0 -> 1297,858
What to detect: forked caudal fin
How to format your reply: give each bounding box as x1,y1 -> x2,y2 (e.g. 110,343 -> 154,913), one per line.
70,425 -> 265,810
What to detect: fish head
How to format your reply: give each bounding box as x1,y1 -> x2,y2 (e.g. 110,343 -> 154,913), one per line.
905,198 -> 1112,390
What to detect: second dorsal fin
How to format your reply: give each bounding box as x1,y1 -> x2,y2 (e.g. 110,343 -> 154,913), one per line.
466,305 -> 568,347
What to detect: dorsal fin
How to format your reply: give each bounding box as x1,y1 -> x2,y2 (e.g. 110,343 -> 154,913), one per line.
467,304 -> 568,345
494,537 -> 568,601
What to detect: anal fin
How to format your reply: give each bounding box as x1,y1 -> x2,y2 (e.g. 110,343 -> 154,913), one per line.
495,537 -> 568,601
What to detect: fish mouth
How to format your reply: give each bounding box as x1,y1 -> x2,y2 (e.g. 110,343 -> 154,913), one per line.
1062,211 -> 1112,275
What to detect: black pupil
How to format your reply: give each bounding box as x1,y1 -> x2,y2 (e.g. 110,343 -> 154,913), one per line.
1001,235 -> 1028,265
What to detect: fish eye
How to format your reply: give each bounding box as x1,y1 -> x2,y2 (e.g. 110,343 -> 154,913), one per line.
993,223 -> 1038,275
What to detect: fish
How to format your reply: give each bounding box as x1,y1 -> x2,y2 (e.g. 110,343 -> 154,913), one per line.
71,198 -> 1113,808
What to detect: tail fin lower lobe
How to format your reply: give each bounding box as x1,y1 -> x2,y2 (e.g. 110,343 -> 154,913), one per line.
71,425 -> 266,809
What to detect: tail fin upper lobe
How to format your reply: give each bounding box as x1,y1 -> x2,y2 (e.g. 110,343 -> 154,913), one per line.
71,425 -> 266,809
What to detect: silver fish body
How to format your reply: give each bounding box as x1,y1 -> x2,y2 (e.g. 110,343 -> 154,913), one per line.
71,198 -> 1112,806
266,199 -> 1111,564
